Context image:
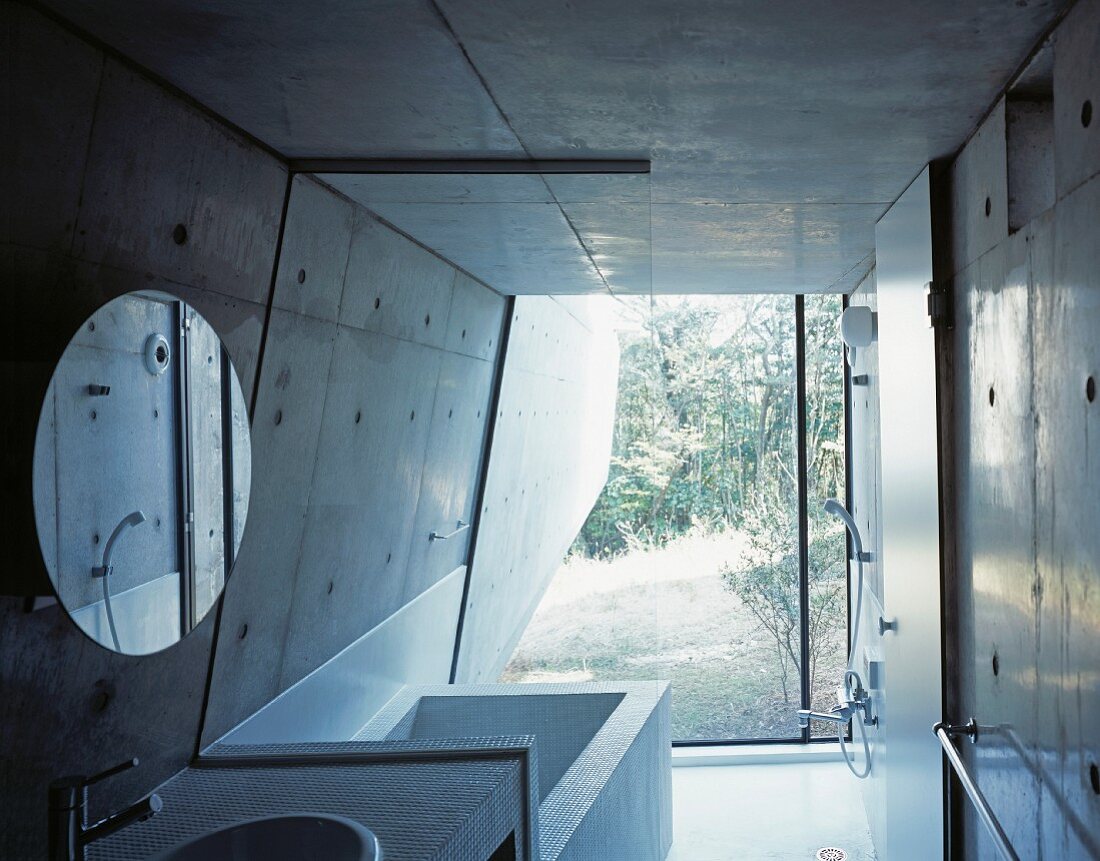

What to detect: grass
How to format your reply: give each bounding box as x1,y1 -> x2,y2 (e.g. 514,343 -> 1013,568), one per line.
501,530 -> 847,741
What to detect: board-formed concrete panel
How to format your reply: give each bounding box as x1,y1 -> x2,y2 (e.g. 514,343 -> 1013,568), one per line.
1052,0 -> 1100,200
1034,178 -> 1100,858
74,59 -> 287,304
338,213 -> 458,348
404,351 -> 497,603
272,176 -> 355,323
280,326 -> 444,685
455,295 -> 618,682
202,308 -> 339,745
953,227 -> 1042,858
248,309 -> 339,501
202,498 -> 310,747
950,100 -> 1009,274
4,3 -> 103,253
445,273 -> 506,361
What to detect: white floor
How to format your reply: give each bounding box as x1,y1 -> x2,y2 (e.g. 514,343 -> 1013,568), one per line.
666,762 -> 877,861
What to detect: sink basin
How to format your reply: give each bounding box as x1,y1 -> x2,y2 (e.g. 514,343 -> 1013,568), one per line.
153,814 -> 382,861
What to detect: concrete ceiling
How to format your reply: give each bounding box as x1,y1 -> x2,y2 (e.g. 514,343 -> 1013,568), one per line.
42,0 -> 1063,295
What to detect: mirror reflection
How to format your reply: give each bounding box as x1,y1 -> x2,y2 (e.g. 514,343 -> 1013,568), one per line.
33,291 -> 251,654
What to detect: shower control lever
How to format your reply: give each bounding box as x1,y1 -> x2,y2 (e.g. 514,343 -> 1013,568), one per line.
797,677 -> 876,730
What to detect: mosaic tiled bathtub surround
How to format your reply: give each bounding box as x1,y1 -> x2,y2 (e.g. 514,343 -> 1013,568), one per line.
90,682 -> 671,860
89,738 -> 531,861
357,681 -> 673,861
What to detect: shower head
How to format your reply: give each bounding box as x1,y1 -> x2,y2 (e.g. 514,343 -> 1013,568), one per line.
121,511 -> 147,528
823,498 -> 864,558
101,510 -> 147,569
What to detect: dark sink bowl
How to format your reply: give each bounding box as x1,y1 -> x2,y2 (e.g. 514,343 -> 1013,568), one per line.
153,814 -> 382,861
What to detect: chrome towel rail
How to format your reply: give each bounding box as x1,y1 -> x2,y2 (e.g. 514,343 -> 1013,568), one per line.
429,520 -> 470,542
934,719 -> 1019,861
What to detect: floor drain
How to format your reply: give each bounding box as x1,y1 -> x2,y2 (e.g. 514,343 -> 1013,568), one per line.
816,850 -> 848,861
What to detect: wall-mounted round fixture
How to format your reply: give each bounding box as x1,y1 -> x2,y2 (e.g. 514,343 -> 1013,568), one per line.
144,333 -> 171,376
839,305 -> 878,368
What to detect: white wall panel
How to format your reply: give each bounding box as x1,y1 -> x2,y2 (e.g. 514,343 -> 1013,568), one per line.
876,168 -> 944,861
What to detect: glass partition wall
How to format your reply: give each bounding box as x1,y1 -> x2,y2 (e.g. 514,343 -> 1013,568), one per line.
504,292 -> 850,744
308,161 -> 848,746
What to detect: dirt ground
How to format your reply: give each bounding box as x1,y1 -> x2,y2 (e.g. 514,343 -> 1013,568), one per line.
501,531 -> 847,740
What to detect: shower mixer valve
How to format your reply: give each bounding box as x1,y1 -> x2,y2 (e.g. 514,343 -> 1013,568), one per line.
797,675 -> 876,730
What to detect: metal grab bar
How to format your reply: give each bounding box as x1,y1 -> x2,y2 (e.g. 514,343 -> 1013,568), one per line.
934,720 -> 1019,861
429,520 -> 470,542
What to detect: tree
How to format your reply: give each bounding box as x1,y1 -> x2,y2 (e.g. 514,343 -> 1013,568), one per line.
719,501 -> 847,705
570,293 -> 848,713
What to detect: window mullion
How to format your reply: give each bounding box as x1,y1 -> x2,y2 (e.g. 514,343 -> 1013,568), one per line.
795,295 -> 811,742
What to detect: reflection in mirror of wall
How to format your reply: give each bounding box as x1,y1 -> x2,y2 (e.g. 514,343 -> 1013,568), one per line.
32,291 -> 252,655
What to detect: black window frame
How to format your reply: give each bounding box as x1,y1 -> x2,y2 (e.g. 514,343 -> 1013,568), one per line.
670,293 -> 853,748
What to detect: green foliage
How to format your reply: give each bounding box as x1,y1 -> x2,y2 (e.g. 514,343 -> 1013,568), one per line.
576,294 -> 845,558
569,294 -> 849,717
719,502 -> 847,705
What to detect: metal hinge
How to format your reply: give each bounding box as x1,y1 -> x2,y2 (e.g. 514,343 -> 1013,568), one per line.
926,280 -> 952,329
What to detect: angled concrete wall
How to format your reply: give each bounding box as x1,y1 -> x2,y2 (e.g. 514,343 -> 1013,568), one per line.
200,176 -> 505,746
455,294 -> 618,682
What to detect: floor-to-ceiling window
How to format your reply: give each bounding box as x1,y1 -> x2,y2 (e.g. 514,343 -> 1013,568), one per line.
502,293 -> 848,743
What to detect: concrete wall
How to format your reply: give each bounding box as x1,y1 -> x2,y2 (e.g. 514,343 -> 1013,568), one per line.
454,294 -> 618,682
199,174 -> 506,746
0,7 -> 561,854
944,0 -> 1099,856
2,10 -> 282,854
2,8 -> 615,854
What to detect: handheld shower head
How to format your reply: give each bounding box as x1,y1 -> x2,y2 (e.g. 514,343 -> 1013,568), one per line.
817,498 -> 877,780
96,510 -> 147,653
823,498 -> 863,558
101,511 -> 147,570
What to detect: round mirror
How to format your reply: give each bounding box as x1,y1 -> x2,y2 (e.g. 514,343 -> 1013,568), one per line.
33,291 -> 251,654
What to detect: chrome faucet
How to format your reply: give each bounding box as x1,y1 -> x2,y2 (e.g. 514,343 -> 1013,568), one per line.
797,673 -> 876,730
48,758 -> 162,860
